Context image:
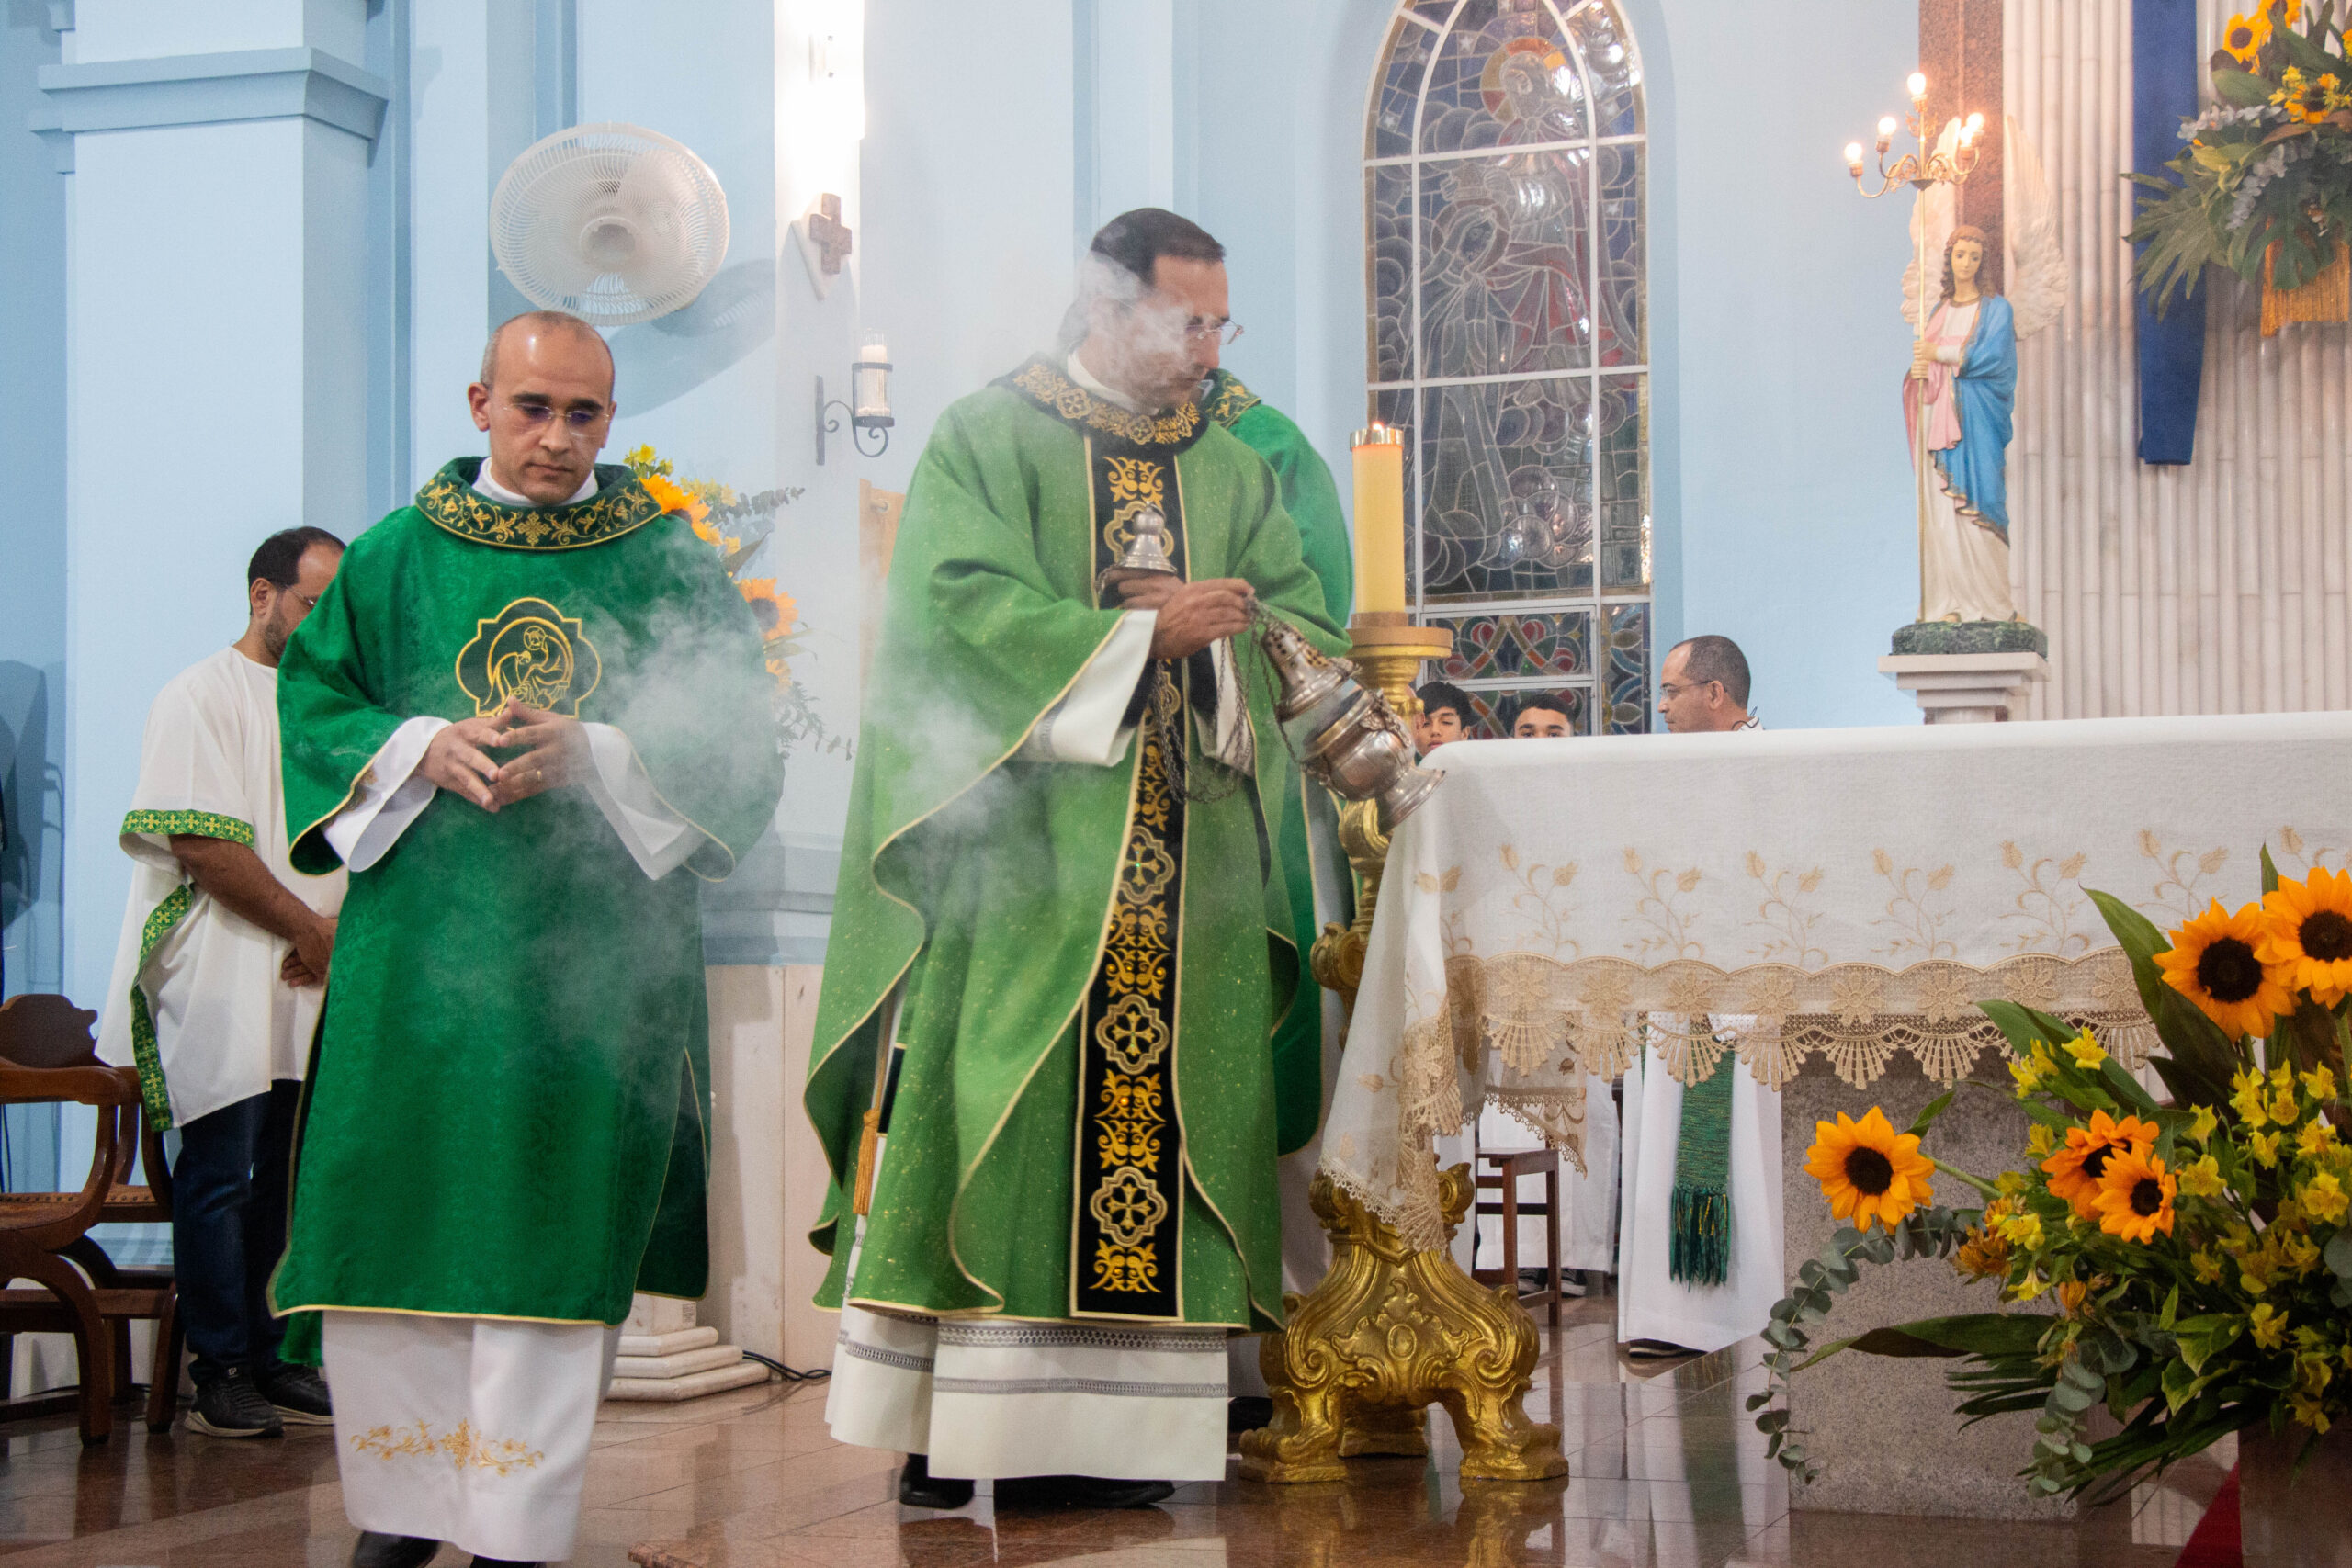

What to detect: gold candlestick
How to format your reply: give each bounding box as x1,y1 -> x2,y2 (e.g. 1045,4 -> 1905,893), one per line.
1250,617 -> 1569,1487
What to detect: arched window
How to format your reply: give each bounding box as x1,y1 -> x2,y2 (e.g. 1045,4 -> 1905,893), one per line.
1367,0 -> 1650,737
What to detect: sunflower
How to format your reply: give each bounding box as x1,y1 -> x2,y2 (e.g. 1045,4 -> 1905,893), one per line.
2041,1109 -> 2158,1218
1804,1107 -> 1936,1233
735,577 -> 798,644
2093,1145 -> 2178,1243
2277,66 -> 2337,123
2222,7 -> 2273,62
2155,898 -> 2298,1038
2258,867 -> 2352,1004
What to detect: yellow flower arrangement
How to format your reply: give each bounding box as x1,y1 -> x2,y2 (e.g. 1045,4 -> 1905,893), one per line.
2155,897 -> 2298,1039
1758,852 -> 2352,1500
1804,1107 -> 1937,1233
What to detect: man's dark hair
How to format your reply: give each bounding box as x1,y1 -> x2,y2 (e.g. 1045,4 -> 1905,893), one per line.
1089,208 -> 1227,290
1670,635 -> 1752,709
1416,681 -> 1473,726
248,526 -> 345,592
1505,691 -> 1577,731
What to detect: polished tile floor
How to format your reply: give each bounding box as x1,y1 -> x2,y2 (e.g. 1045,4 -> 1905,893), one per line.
0,1299 -> 2228,1567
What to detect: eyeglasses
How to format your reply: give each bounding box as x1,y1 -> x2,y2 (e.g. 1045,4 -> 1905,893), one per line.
1184,318 -> 1245,346
286,590 -> 322,610
507,397 -> 611,434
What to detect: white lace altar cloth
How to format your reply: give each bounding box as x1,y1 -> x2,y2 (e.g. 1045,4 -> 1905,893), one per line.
1319,712 -> 2352,1249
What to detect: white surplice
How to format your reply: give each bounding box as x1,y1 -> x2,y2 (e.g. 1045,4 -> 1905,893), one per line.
96,647 -> 346,1126
316,460 -> 702,1558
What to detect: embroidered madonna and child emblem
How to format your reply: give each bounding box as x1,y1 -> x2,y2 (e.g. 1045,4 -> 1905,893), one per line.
454,598 -> 602,717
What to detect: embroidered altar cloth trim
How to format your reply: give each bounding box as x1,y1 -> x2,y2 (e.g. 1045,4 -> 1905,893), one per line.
1318,711 -> 2352,1249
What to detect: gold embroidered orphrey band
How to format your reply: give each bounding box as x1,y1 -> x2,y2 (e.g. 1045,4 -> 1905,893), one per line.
415,461 -> 662,551
1058,386 -> 1196,1320
1004,359 -> 1206,449
1201,371 -> 1262,430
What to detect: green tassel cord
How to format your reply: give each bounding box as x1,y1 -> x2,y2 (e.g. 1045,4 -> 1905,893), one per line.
1668,1060 -> 1735,1287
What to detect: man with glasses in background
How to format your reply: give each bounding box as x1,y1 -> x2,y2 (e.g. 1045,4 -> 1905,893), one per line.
1616,632 -> 1781,1362
271,310 -> 782,1568
97,525 -> 345,1440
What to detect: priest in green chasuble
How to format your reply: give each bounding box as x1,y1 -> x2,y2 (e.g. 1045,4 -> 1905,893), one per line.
270,311 -> 782,1568
807,209 -> 1347,1507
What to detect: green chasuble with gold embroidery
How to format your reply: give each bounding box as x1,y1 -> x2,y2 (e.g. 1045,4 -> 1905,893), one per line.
1202,368 -> 1354,1156
804,359 -> 1346,1332
269,458 -> 783,1325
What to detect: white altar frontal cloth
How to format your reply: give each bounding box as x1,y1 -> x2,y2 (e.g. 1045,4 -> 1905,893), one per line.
1319,712 -> 2352,1246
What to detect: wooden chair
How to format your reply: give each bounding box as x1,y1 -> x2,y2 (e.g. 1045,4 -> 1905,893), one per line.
0,994 -> 182,1442
1472,1137 -> 1565,1327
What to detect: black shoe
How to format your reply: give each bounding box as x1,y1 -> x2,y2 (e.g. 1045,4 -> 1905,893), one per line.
1227,1396 -> 1273,1434
350,1535 -> 440,1568
466,1559 -> 540,1567
899,1452 -> 975,1509
1624,1338 -> 1700,1359
257,1362 -> 334,1425
187,1368 -> 283,1438
994,1474 -> 1175,1509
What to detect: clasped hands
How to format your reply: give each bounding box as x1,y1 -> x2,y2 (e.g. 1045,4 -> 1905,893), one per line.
1104,570 -> 1258,660
420,699 -> 589,812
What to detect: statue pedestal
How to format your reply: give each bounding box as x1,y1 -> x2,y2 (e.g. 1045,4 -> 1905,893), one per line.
1878,650 -> 2049,723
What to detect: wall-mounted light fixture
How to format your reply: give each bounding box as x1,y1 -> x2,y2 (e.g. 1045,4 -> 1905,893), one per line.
817,331 -> 892,464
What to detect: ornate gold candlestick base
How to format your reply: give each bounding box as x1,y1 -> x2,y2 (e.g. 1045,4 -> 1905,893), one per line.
1250,615 -> 1566,1486
1239,1168 -> 1567,1484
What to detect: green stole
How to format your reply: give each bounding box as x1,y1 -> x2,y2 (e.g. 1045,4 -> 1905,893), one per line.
1668,1055 -> 1734,1287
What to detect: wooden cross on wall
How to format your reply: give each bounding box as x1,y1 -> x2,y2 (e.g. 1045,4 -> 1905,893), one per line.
1919,0 -> 2005,294
808,194 -> 853,275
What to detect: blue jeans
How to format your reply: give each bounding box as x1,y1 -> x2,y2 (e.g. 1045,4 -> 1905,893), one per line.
168,1080 -> 299,1386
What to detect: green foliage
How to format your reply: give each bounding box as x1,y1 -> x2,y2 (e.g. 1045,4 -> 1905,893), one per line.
2128,24 -> 2352,310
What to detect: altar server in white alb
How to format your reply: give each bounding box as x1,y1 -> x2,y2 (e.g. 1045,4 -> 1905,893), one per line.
1616,636 -> 1782,1356
96,526 -> 347,1437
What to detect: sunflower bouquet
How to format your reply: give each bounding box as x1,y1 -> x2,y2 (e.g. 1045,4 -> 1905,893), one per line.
623,445 -> 844,759
2130,0 -> 2352,307
1753,859 -> 2352,1500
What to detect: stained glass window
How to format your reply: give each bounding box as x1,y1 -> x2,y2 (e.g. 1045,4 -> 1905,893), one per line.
1367,0 -> 1651,734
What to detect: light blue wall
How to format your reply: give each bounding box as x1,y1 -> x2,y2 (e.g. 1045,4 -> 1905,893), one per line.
1657,0 -> 1920,728
0,6 -> 67,1007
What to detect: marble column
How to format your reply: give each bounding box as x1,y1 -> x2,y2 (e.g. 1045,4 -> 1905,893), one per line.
43,0 -> 386,1008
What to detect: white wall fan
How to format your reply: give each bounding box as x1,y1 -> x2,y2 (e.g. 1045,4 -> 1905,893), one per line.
491,122 -> 730,326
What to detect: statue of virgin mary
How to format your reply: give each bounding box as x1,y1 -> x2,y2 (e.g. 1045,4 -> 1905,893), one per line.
1903,224 -> 2016,623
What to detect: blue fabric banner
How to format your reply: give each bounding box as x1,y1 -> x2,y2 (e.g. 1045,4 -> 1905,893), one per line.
2134,0 -> 2205,464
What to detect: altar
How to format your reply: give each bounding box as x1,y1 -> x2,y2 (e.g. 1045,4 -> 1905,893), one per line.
1311,708 -> 2352,1512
